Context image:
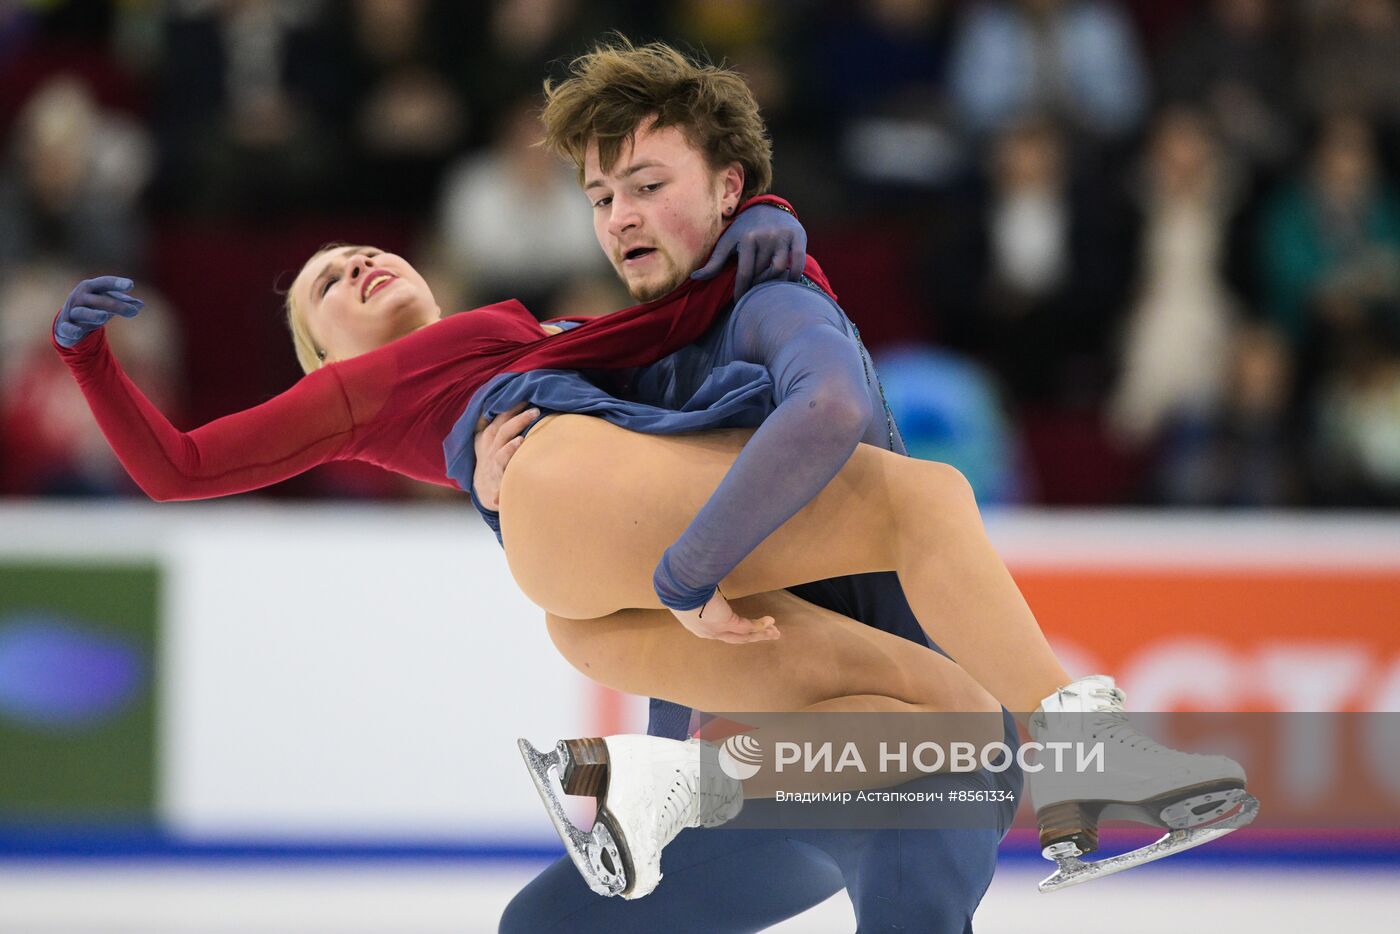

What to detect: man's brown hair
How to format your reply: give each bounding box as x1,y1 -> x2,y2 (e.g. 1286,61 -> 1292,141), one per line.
540,36 -> 772,201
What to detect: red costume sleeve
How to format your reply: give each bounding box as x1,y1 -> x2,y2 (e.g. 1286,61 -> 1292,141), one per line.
53,325 -> 356,501
51,194 -> 821,502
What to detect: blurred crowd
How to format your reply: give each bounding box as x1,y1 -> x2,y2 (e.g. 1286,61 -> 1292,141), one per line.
1,0 -> 1398,507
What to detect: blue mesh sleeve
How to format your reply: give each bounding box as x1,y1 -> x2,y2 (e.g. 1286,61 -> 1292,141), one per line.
653,282 -> 875,610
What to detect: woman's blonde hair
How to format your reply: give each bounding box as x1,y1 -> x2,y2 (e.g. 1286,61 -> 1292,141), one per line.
540,36 -> 773,202
284,242 -> 353,374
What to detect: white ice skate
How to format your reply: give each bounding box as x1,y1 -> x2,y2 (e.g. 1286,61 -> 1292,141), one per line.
1029,675 -> 1259,893
517,734 -> 743,899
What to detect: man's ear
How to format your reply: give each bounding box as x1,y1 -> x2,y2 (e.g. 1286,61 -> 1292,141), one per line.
719,162 -> 745,215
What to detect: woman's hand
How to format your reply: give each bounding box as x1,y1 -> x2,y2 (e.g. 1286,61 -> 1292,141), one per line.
473,403 -> 540,510
54,277 -> 144,348
671,590 -> 780,644
691,204 -> 808,301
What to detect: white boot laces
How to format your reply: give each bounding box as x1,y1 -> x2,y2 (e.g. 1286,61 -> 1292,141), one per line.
654,766 -> 699,850
654,752 -> 740,847
1083,685 -> 1168,753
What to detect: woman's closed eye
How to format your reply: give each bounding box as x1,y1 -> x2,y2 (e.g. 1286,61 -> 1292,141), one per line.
321,275 -> 339,297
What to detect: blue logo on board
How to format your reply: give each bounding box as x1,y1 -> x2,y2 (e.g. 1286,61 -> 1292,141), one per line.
0,614 -> 146,729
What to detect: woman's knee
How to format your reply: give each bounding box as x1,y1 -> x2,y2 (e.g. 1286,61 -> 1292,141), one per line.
900,656 -> 1001,716
917,461 -> 977,508
891,461 -> 980,539
948,678 -> 1002,717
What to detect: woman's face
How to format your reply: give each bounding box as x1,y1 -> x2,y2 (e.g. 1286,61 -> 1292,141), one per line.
293,245 -> 441,363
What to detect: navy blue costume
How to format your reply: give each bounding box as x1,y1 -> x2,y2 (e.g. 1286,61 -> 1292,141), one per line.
499,281 -> 1021,933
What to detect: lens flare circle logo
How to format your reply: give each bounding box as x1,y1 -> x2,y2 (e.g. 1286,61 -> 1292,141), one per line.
718,734 -> 763,780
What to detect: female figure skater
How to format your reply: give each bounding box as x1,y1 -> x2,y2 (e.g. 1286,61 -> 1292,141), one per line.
54,200 -> 1253,900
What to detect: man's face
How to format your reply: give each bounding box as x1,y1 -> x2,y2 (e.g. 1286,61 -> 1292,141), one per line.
584,119 -> 742,302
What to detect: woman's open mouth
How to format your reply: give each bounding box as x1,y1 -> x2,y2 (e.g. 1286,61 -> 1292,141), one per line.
362,271 -> 398,301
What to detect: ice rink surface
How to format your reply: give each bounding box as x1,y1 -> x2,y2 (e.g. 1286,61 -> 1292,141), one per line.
2,860 -> 1397,933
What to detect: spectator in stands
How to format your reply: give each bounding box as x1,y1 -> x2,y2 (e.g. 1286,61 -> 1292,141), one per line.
932,116 -> 1131,406
1153,322 -> 1297,506
1258,114 -> 1400,347
948,0 -> 1148,140
0,3 -> 1395,510
0,75 -> 152,271
800,0 -> 959,191
151,0 -> 342,217
329,0 -> 465,217
540,272 -> 634,321
1160,0 -> 1298,174
1309,295 -> 1400,505
453,0 -> 622,141
433,95 -> 606,313
1300,0 -> 1400,137
1110,107 -> 1245,447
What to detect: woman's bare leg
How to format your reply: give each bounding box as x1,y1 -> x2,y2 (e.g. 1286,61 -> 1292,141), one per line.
501,415 -> 1068,713
546,590 -> 995,715
547,588 -> 1005,796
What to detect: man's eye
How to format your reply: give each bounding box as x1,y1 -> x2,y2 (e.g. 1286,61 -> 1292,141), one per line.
321,276 -> 339,297
592,196 -> 612,209
640,182 -> 662,193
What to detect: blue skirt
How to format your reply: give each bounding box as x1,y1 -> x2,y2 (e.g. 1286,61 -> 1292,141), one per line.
442,361 -> 778,499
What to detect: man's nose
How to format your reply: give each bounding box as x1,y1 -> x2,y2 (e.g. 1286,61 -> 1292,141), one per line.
607,196 -> 640,238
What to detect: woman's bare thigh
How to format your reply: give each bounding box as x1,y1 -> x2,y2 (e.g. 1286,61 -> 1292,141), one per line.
499,414 -> 921,619
545,589 -> 979,714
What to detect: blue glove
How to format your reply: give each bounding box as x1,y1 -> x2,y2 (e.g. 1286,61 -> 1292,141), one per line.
55,276 -> 143,348
692,204 -> 808,301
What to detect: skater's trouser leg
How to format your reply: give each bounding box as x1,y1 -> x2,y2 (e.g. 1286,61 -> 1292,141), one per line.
497,824 -> 1005,934
829,827 -> 1001,934
497,827 -> 843,934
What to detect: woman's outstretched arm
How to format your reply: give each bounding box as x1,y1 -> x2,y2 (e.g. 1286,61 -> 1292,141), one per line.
54,279 -> 357,501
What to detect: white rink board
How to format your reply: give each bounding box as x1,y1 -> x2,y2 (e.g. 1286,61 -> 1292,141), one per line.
3,504 -> 1399,843
0,502 -> 644,842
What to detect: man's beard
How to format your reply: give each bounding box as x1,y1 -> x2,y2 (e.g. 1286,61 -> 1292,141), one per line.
626,261 -> 687,302
621,216 -> 724,302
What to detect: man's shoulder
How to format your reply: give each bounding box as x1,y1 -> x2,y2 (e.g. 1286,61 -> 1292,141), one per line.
731,276 -> 845,319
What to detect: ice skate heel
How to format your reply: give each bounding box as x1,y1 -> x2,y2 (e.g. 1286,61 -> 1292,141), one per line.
560,738 -> 610,796
518,738 -> 631,898
1037,800 -> 1099,858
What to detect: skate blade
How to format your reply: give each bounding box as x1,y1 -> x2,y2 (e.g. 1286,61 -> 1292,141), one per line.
1038,792 -> 1259,893
1159,786 -> 1254,830
517,738 -> 629,898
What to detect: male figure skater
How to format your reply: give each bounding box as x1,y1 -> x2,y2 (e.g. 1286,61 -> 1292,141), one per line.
485,39 -> 1022,933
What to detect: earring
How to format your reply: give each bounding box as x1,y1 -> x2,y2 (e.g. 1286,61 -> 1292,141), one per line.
317,348 -> 326,360
724,205 -> 735,216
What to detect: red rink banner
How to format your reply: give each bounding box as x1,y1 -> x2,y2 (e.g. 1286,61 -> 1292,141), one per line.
989,516 -> 1400,836
1020,568 -> 1400,714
